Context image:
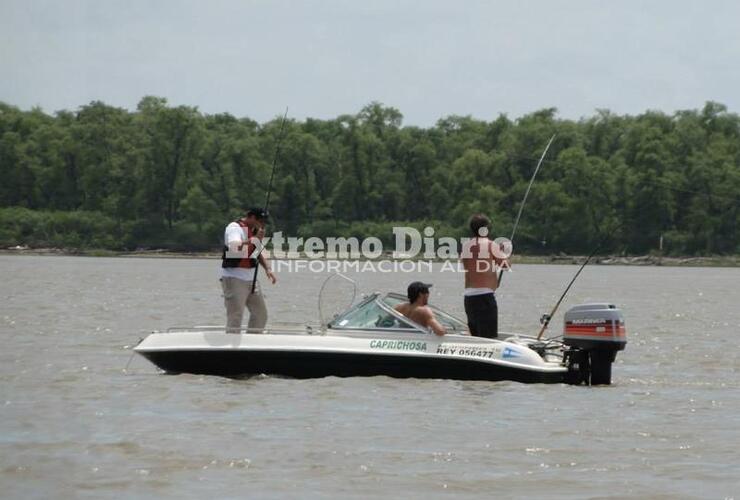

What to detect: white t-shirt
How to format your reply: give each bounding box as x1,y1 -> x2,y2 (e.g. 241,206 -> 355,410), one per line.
221,222 -> 256,282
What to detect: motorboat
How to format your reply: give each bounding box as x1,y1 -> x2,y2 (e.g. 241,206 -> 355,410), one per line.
134,278 -> 627,385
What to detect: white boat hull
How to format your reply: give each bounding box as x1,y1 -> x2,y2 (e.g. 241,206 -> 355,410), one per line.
134,329 -> 569,383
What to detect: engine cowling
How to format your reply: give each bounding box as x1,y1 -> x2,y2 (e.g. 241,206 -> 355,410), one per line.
563,303 -> 626,385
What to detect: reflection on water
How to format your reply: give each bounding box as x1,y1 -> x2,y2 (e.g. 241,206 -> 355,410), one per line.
1,255 -> 739,498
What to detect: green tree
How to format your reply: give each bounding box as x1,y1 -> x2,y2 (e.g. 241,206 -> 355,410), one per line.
136,96 -> 204,229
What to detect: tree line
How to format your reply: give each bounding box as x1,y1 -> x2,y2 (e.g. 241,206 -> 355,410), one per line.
0,98 -> 738,255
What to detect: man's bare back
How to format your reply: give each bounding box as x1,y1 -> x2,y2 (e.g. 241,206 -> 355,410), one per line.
395,303 -> 433,328
461,237 -> 504,290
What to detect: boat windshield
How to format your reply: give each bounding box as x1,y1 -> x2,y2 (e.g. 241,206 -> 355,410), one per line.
381,293 -> 469,334
329,294 -> 424,332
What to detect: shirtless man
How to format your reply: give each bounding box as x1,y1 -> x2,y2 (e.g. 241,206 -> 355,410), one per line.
394,281 -> 446,336
461,214 -> 510,338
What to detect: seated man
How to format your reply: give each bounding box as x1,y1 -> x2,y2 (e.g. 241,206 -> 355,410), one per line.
394,282 -> 446,336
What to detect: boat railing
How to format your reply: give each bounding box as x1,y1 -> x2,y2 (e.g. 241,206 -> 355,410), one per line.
164,323 -> 321,335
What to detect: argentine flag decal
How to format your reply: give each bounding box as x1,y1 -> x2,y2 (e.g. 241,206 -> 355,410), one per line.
502,347 -> 521,359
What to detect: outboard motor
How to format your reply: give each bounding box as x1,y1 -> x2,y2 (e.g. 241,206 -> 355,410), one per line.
563,303 -> 626,385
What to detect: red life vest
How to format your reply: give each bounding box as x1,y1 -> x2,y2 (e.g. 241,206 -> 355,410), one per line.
221,219 -> 256,269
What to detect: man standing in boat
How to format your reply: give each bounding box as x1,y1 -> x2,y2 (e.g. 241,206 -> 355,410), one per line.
461,214 -> 509,338
221,208 -> 277,333
394,282 -> 446,336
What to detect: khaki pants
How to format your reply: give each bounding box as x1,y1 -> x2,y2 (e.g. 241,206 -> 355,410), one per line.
220,277 -> 268,333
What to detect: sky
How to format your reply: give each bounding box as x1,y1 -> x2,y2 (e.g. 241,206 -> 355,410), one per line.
2,0 -> 739,127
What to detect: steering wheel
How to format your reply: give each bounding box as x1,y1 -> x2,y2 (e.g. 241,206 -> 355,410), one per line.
376,315 -> 397,328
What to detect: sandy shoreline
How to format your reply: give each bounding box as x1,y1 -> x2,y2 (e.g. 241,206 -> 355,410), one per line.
2,246 -> 738,267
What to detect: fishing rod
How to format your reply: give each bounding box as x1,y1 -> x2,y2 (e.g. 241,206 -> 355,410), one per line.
536,238 -> 605,340
498,134 -> 556,285
252,107 -> 289,294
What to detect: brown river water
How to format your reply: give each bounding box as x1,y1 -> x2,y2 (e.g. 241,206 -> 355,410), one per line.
1,255 -> 739,499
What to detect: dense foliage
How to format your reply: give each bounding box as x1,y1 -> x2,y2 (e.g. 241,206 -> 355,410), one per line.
1,98 -> 738,255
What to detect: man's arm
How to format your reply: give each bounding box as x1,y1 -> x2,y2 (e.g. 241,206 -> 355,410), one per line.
247,226 -> 276,284
429,317 -> 446,336
428,316 -> 446,336
491,240 -> 512,266
258,253 -> 276,284
489,240 -> 510,272
421,308 -> 445,336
